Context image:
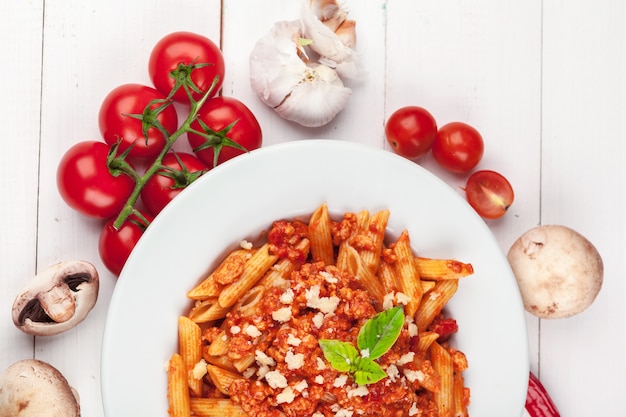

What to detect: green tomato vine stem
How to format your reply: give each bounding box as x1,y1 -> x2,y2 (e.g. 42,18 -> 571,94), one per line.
111,75 -> 220,230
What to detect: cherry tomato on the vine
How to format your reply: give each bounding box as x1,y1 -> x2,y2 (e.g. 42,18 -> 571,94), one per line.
99,212 -> 152,276
140,152 -> 208,216
432,122 -> 484,173
187,96 -> 262,168
149,31 -> 225,103
57,141 -> 135,219
98,83 -> 179,160
385,106 -> 437,159
464,170 -> 514,219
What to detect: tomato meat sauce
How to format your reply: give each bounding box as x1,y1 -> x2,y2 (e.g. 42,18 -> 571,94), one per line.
201,217 -> 461,417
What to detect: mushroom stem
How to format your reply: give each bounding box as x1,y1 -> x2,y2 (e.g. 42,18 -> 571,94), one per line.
38,284 -> 76,323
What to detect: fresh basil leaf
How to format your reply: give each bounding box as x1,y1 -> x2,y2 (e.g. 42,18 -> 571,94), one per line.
353,357 -> 388,385
357,306 -> 404,360
319,339 -> 359,373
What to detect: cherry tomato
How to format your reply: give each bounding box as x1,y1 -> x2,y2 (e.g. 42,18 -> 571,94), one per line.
464,170 -> 514,219
98,83 -> 179,160
187,96 -> 262,168
140,152 -> 208,216
57,141 -> 135,219
432,122 -> 484,173
385,106 -> 437,159
148,31 -> 225,103
99,212 -> 152,276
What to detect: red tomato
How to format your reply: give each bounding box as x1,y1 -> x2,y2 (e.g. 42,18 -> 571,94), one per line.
187,96 -> 262,168
148,31 -> 225,103
99,213 -> 152,276
140,152 -> 208,216
464,170 -> 514,219
432,122 -> 484,173
385,106 -> 437,159
98,83 -> 179,160
57,141 -> 135,219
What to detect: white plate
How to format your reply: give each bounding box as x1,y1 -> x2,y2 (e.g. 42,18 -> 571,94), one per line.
101,139 -> 529,417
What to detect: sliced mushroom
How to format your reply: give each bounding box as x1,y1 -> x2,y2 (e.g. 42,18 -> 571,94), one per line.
0,359 -> 80,416
12,261 -> 99,336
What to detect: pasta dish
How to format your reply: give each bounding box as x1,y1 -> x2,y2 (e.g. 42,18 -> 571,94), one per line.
167,204 -> 473,417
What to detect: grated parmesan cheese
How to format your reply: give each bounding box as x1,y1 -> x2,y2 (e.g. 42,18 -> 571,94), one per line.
315,375 -> 325,384
347,385 -> 369,398
265,370 -> 288,388
407,322 -> 418,337
320,270 -> 339,284
403,368 -> 425,383
244,324 -> 262,338
239,240 -> 253,250
334,409 -> 354,417
312,312 -> 325,329
396,352 -> 415,366
386,364 -> 400,382
382,292 -> 395,310
360,348 -> 370,358
191,359 -> 208,380
429,291 -> 441,301
279,288 -> 295,304
230,325 -> 241,335
294,379 -> 309,392
408,402 -> 419,416
287,334 -> 302,346
395,292 -> 411,305
272,307 -> 292,323
242,367 -> 256,379
305,285 -> 340,314
276,386 -> 295,404
255,350 -> 276,367
316,357 -> 327,370
285,350 -> 305,370
333,374 -> 348,388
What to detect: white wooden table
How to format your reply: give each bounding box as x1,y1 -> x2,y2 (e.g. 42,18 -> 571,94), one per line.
1,1 -> 624,416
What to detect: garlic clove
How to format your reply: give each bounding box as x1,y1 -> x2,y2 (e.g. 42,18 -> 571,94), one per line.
274,63 -> 352,128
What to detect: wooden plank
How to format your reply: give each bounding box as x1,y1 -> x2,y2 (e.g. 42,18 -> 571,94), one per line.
541,0 -> 626,415
385,0 -> 543,368
0,0 -> 43,370
34,1 -> 221,416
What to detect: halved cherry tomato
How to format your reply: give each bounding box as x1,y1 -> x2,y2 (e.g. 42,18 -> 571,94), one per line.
56,141 -> 135,219
464,170 -> 514,219
385,106 -> 437,159
98,212 -> 152,276
432,122 -> 484,173
98,83 -> 178,161
187,96 -> 262,168
148,31 -> 225,103
140,152 -> 208,216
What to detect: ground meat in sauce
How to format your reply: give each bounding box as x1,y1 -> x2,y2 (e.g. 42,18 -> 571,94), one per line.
225,261 -> 441,417
194,214 -> 469,417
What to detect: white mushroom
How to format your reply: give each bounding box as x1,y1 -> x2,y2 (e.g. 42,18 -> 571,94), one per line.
507,225 -> 603,319
0,359 -> 80,416
12,261 -> 99,336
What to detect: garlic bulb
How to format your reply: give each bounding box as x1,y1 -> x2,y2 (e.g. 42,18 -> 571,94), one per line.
250,20 -> 352,127
249,0 -> 363,127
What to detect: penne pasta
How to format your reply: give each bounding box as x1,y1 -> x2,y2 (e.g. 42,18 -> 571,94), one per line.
206,364 -> 242,395
415,279 -> 459,332
167,353 -> 191,417
392,230 -> 423,317
187,249 -> 254,300
309,203 -> 334,265
178,316 -> 203,397
430,341 -> 455,417
188,298 -> 231,323
189,398 -> 248,417
359,209 -> 390,273
415,257 -> 474,281
342,244 -> 386,304
218,244 -> 278,308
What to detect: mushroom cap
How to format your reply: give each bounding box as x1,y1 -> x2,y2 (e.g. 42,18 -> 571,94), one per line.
507,225 -> 603,319
0,359 -> 80,416
12,261 -> 99,336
